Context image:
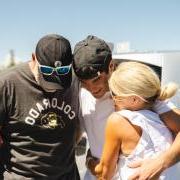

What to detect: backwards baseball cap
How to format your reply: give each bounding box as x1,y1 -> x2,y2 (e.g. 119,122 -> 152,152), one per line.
36,34 -> 72,67
35,34 -> 73,90
73,35 -> 112,79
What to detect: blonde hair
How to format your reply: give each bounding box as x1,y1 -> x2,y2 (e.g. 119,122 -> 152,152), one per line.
109,61 -> 178,103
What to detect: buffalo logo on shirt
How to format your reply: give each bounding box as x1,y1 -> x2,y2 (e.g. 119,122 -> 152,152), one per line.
41,112 -> 65,129
24,98 -> 76,128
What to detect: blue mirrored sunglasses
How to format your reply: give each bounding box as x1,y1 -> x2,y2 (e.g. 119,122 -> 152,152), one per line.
38,63 -> 72,76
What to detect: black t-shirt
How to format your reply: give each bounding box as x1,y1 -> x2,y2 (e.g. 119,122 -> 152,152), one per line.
0,62 -> 81,179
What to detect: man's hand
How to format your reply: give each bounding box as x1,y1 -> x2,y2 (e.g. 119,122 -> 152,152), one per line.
128,157 -> 164,180
86,156 -> 99,176
85,149 -> 99,176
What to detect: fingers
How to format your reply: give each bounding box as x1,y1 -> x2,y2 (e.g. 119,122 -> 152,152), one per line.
127,160 -> 143,180
128,170 -> 140,180
95,164 -> 102,174
128,160 -> 143,168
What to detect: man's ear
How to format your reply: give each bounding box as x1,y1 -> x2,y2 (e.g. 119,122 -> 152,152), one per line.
109,61 -> 115,74
29,53 -> 37,71
32,53 -> 36,62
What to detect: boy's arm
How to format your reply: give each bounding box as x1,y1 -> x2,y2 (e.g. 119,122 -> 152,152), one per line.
128,132 -> 180,180
85,149 -> 99,176
160,108 -> 180,133
128,100 -> 180,180
154,100 -> 180,133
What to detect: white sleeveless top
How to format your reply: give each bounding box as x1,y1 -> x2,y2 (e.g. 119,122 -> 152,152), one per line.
113,109 -> 180,180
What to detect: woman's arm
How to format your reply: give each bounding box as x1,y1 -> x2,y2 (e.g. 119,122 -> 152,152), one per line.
95,113 -> 122,180
160,108 -> 180,134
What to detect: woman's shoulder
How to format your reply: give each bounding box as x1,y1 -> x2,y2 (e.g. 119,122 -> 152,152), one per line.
106,112 -> 134,137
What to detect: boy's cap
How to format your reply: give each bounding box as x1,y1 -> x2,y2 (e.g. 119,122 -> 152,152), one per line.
35,34 -> 72,67
73,35 -> 112,70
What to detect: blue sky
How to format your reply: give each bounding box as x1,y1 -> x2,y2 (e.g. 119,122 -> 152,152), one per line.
0,0 -> 180,62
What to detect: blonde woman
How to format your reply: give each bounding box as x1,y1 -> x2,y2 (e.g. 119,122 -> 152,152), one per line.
95,61 -> 179,180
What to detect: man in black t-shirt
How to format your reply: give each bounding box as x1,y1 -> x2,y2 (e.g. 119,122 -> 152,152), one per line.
0,34 -> 81,179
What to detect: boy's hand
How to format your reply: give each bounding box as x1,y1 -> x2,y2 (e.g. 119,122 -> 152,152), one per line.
85,149 -> 99,176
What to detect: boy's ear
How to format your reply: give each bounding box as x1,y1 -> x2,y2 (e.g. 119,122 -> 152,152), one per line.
30,53 -> 37,69
32,53 -> 36,62
109,61 -> 115,73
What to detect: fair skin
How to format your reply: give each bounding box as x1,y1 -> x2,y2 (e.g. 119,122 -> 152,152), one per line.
79,62 -> 113,175
29,53 -> 38,76
79,62 -> 114,99
80,61 -> 180,179
95,95 -> 146,180
80,72 -> 109,99
128,108 -> 180,180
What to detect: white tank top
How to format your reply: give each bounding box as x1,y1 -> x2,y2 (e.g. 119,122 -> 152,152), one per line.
113,109 -> 180,180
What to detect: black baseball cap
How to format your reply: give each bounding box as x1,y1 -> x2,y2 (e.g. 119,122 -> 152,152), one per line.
35,34 -> 72,67
73,35 -> 112,79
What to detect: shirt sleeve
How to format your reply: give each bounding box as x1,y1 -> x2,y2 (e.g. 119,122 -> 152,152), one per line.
153,100 -> 177,115
76,105 -> 85,134
78,90 -> 85,133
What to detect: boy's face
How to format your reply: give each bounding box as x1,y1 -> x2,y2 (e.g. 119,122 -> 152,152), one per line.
79,71 -> 110,99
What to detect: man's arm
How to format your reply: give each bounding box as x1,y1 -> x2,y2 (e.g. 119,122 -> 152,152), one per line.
160,108 -> 180,134
128,101 -> 180,180
128,132 -> 180,180
163,131 -> 180,167
153,100 -> 180,133
85,149 -> 99,176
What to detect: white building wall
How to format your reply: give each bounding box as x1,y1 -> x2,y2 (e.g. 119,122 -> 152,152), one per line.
113,51 -> 180,107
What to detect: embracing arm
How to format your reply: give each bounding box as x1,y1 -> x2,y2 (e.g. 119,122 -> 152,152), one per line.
128,132 -> 180,180
95,113 -> 121,180
162,131 -> 180,167
153,100 -> 180,133
128,101 -> 180,180
160,108 -> 180,134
